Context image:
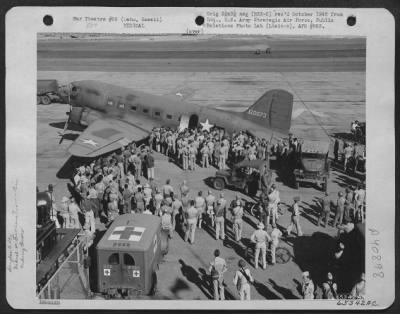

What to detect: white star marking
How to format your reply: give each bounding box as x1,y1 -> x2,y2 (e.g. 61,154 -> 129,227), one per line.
200,119 -> 214,132
81,138 -> 99,147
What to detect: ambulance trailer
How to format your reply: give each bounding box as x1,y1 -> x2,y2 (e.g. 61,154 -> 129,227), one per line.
96,214 -> 168,298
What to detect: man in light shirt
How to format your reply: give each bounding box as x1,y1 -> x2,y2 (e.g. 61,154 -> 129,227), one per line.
250,222 -> 271,269
233,259 -> 254,300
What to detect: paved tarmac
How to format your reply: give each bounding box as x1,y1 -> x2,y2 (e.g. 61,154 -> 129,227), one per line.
38,36 -> 365,72
36,35 -> 365,300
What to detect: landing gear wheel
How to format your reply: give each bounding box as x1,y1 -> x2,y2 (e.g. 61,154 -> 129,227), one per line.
294,179 -> 299,189
213,177 -> 225,190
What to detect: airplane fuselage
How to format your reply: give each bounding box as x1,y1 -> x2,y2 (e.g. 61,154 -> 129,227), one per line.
69,80 -> 279,140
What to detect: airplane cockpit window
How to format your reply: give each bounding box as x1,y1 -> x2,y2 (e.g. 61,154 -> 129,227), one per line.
108,253 -> 119,265
123,254 -> 135,266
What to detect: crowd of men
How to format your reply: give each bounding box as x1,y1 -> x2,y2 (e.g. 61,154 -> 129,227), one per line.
43,124 -> 366,301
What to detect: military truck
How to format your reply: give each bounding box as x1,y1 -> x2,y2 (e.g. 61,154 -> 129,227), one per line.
37,79 -> 62,105
293,140 -> 330,191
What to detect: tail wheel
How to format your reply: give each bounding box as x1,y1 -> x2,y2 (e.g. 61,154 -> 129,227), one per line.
213,177 -> 225,190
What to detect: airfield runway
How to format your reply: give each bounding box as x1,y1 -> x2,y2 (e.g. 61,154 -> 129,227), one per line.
37,35 -> 365,300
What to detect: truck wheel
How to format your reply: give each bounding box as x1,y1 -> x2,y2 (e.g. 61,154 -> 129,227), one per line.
213,178 -> 225,190
41,95 -> 51,105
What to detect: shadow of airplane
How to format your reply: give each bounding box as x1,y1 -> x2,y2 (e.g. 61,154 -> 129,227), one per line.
50,121 -> 86,132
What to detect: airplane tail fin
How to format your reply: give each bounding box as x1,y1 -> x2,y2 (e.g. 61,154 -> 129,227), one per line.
244,89 -> 293,134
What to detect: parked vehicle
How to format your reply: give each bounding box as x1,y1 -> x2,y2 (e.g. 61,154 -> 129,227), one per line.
96,214 -> 168,298
293,140 -> 330,191
37,79 -> 62,105
213,159 -> 271,196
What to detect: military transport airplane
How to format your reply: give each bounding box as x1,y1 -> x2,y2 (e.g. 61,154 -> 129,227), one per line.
58,80 -> 293,158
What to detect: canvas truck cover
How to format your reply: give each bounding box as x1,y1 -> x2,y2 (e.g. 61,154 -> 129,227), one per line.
97,214 -> 161,252
301,140 -> 329,154
37,79 -> 59,94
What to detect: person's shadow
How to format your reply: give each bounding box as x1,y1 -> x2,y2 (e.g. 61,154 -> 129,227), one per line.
269,279 -> 300,299
178,259 -> 213,299
253,280 -> 281,300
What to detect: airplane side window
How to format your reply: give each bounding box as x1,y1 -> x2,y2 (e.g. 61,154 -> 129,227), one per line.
154,111 -> 161,117
166,114 -> 173,119
130,105 -> 137,111
143,108 -> 149,114
108,253 -> 119,265
107,99 -> 114,107
118,103 -> 125,109
123,253 -> 135,266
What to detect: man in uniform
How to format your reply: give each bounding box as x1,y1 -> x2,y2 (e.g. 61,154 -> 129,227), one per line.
322,272 -> 338,299
302,271 -> 315,299
333,191 -> 346,227
214,193 -> 227,241
208,249 -> 227,300
270,225 -> 282,265
286,196 -> 303,236
171,192 -> 183,233
161,209 -> 173,239
145,151 -> 155,180
162,179 -> 174,199
182,142 -> 189,170
250,222 -> 271,269
233,259 -> 254,300
267,184 -> 280,229
180,180 -> 189,198
318,191 -> 332,227
232,200 -> 244,242
201,144 -> 210,168
205,190 -> 216,227
185,200 -> 198,244
189,143 -> 197,171
195,191 -> 206,229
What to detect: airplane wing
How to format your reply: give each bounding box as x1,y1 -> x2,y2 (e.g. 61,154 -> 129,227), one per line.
68,118 -> 156,158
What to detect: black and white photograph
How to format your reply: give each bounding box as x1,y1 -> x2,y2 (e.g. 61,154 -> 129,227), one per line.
35,32 -> 367,301
6,7 -> 395,310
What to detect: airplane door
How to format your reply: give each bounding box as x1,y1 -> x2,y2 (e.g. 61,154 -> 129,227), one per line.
178,115 -> 189,132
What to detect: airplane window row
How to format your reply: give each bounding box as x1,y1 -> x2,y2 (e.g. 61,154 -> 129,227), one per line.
106,98 -> 176,121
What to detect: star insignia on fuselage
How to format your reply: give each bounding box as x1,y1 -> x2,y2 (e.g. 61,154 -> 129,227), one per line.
200,119 -> 214,132
81,138 -> 99,147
